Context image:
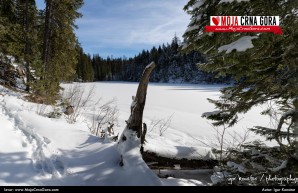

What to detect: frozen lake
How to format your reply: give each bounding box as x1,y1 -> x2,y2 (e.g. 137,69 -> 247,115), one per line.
64,82 -> 271,142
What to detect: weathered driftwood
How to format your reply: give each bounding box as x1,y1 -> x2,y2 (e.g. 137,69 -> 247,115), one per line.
126,62 -> 156,138
118,62 -> 156,166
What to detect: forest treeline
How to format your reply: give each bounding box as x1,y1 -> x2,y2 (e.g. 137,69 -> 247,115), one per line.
76,35 -> 230,84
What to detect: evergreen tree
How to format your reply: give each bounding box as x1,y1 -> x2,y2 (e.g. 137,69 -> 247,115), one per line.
92,54 -> 104,80
183,0 -> 298,178
76,46 -> 94,82
0,0 -> 16,21
0,0 -> 40,92
15,0 -> 39,91
170,33 -> 180,55
149,46 -> 158,63
38,0 -> 83,102
0,0 -> 20,56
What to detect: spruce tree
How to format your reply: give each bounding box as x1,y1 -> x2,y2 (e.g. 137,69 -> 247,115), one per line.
15,0 -> 39,91
76,46 -> 94,82
38,0 -> 83,102
0,0 -> 20,57
183,0 -> 298,179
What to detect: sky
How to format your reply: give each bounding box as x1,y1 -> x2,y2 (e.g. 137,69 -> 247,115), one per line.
36,0 -> 190,58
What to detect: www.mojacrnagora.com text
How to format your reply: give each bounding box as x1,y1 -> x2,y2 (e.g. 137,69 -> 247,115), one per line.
3,188 -> 59,192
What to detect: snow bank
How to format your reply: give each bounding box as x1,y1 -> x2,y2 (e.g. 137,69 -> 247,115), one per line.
0,85 -> 162,186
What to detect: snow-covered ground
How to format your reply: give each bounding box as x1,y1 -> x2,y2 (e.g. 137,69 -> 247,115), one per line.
0,82 -> 271,186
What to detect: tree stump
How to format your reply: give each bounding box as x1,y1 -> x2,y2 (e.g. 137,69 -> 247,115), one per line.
127,62 -> 155,137
118,62 -> 156,166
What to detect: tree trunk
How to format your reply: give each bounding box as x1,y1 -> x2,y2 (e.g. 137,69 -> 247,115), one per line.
24,0 -> 30,92
126,62 -> 155,138
42,0 -> 53,80
118,62 -> 155,166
